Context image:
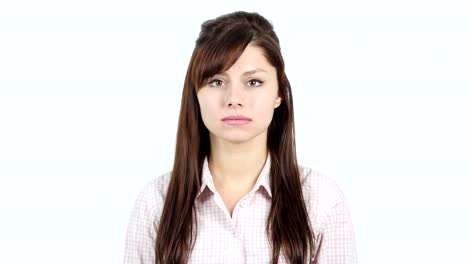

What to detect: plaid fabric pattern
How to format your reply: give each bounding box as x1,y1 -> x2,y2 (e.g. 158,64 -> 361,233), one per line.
124,153 -> 357,263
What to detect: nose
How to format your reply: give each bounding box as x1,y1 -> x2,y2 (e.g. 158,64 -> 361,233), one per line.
225,82 -> 245,108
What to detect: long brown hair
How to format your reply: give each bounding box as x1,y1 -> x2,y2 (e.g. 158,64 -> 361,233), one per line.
155,11 -> 315,263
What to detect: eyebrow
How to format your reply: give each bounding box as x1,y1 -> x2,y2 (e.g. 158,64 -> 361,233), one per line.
242,68 -> 267,76
216,68 -> 268,77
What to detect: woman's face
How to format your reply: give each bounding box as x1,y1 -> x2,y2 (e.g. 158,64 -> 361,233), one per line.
197,44 -> 282,145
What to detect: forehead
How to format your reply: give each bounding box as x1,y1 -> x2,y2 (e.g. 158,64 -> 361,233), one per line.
222,44 -> 276,75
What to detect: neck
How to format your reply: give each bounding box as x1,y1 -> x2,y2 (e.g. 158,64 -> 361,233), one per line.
208,134 -> 268,192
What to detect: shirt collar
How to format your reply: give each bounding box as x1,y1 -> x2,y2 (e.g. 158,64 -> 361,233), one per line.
196,152 -> 272,198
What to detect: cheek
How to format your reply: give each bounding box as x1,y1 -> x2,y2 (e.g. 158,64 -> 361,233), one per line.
198,95 -> 217,123
259,95 -> 278,110
197,96 -> 207,122
254,101 -> 276,122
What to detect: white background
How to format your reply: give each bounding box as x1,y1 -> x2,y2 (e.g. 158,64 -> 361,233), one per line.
1,0 -> 467,263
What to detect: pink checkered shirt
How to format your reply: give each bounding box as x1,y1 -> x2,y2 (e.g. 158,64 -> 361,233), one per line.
124,153 -> 357,263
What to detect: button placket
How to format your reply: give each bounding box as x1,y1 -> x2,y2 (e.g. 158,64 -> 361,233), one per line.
239,193 -> 251,208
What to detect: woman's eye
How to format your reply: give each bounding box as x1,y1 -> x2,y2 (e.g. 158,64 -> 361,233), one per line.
247,79 -> 263,87
208,79 -> 224,87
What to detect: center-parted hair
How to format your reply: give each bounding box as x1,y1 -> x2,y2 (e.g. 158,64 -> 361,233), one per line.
156,11 -> 316,264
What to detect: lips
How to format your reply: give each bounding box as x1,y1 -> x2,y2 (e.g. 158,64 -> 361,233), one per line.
222,115 -> 252,125
221,115 -> 252,121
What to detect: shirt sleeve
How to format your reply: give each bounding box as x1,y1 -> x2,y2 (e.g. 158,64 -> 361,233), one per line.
123,181 -> 159,264
315,198 -> 358,264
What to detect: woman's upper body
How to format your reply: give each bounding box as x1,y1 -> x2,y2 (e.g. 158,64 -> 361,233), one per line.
123,152 -> 357,263
124,11 -> 357,263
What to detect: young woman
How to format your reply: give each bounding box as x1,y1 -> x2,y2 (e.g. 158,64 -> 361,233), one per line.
124,11 -> 357,264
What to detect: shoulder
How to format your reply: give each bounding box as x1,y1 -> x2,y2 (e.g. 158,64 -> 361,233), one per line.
124,171 -> 173,262
137,170 -> 172,202
298,165 -> 348,231
298,165 -> 345,206
131,171 -> 172,225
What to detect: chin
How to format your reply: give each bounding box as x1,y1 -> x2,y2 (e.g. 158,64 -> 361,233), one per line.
222,135 -> 252,144
209,127 -> 265,144
222,131 -> 265,144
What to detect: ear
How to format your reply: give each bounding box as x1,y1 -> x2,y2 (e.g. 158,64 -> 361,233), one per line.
274,96 -> 282,108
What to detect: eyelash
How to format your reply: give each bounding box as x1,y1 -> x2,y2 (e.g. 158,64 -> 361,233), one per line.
207,79 -> 264,87
248,79 -> 264,86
